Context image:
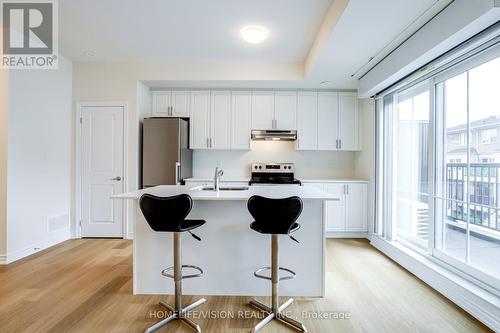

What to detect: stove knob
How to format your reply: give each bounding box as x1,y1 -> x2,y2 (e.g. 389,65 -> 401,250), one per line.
254,165 -> 258,169
259,166 -> 262,169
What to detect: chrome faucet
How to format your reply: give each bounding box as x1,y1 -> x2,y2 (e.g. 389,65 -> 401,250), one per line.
214,167 -> 224,192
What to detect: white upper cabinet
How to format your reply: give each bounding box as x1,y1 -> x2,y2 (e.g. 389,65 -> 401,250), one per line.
274,91 -> 297,130
152,91 -> 171,117
317,92 -> 339,150
338,92 -> 359,150
152,91 -> 190,117
251,91 -> 274,129
231,91 -> 252,150
190,91 -> 211,149
155,88 -> 359,151
297,91 -> 318,150
171,91 -> 190,117
210,91 -> 231,149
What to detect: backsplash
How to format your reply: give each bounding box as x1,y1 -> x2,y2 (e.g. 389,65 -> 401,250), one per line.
192,141 -> 356,179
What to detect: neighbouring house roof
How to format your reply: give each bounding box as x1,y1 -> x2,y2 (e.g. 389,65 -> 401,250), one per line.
448,116 -> 500,133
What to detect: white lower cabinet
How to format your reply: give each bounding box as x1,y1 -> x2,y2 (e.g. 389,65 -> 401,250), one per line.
344,183 -> 368,232
325,184 -> 346,232
303,182 -> 368,236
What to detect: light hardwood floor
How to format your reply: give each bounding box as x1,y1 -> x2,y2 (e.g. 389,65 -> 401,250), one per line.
0,238 -> 491,333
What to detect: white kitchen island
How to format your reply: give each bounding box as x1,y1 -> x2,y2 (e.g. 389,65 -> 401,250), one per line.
113,185 -> 337,297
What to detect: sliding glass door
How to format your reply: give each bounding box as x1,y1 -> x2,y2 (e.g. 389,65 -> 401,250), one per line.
377,42 -> 500,290
392,84 -> 431,249
434,53 -> 500,283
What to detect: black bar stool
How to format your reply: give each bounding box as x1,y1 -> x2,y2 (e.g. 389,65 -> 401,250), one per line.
140,193 -> 207,333
247,195 -> 307,333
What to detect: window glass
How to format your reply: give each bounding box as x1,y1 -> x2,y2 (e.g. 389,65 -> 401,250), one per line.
393,85 -> 430,248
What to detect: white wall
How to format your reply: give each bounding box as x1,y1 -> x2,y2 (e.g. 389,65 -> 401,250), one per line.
73,62 -> 303,196
6,57 -> 73,262
193,142 -> 356,179
0,66 -> 8,262
355,99 -> 375,233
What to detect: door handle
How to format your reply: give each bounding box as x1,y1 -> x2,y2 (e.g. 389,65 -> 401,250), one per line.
110,176 -> 122,181
175,162 -> 181,185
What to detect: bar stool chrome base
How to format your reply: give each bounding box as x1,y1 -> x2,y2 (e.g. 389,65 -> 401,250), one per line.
145,232 -> 206,333
144,298 -> 206,333
248,234 -> 307,333
249,298 -> 307,333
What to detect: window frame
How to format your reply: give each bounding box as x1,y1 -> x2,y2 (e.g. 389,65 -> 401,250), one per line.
375,41 -> 500,294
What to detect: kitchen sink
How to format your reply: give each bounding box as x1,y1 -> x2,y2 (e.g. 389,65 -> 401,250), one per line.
191,186 -> 249,191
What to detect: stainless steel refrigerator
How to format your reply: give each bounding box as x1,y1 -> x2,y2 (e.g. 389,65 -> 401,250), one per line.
142,118 -> 192,188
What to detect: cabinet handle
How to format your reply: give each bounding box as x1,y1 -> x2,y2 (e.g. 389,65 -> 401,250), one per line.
346,184 -> 349,195
340,139 -> 342,149
336,139 -> 339,149
275,119 -> 278,129
206,138 -> 209,148
209,138 -> 212,148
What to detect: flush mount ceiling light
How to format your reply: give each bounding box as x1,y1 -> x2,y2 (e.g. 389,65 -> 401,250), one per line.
240,26 -> 269,44
320,81 -> 332,87
84,50 -> 96,57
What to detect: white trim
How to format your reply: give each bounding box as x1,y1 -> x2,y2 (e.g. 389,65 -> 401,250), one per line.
75,102 -> 129,239
371,235 -> 500,332
325,231 -> 368,238
1,229 -> 71,264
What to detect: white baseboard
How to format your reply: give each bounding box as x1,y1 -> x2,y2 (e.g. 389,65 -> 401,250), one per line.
370,236 -> 500,332
326,231 -> 368,238
126,232 -> 134,240
2,229 -> 71,264
0,254 -> 6,265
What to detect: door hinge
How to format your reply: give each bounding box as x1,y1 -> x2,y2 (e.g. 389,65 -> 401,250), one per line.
79,117 -> 82,124
79,220 -> 82,228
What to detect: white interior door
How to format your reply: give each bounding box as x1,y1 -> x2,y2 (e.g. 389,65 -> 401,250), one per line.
81,105 -> 125,237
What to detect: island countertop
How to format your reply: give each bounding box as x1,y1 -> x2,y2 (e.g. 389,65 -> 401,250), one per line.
113,184 -> 339,201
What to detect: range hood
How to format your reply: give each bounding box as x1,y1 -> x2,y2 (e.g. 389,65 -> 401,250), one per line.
251,129 -> 297,141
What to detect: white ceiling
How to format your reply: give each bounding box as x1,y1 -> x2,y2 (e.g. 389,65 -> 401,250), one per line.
306,0 -> 440,89
60,0 -> 444,89
59,0 -> 332,63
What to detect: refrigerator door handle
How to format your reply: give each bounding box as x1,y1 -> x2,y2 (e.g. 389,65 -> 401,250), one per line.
175,162 -> 181,185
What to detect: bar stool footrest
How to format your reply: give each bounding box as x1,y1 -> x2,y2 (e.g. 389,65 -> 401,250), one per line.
161,264 -> 203,279
254,266 -> 296,281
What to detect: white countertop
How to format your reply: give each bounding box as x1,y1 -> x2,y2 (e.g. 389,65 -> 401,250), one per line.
184,177 -> 368,184
300,179 -> 369,183
184,178 -> 250,183
113,185 -> 338,201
